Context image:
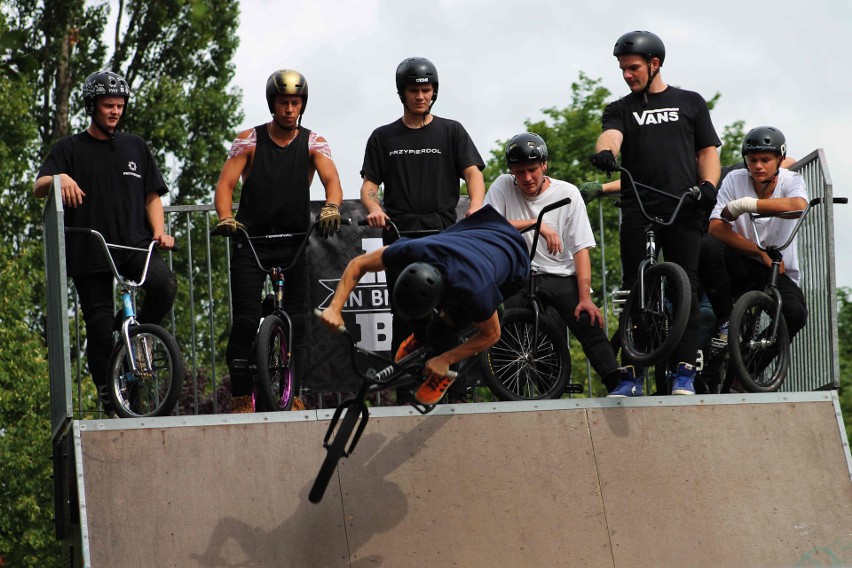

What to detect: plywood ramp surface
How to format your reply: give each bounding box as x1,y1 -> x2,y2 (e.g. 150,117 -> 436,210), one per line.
76,394 -> 852,567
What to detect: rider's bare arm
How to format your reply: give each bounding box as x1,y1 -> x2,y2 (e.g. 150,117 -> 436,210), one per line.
215,129 -> 254,221
144,193 -> 174,249
572,247 -> 603,327
359,177 -> 388,227
33,173 -> 86,207
462,165 -> 485,215
594,129 -> 624,156
425,311 -> 501,377
321,247 -> 388,330
696,145 -> 721,186
310,135 -> 343,207
709,218 -> 772,267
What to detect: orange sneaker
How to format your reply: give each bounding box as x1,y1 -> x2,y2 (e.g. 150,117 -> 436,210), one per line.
394,334 -> 421,362
415,373 -> 456,405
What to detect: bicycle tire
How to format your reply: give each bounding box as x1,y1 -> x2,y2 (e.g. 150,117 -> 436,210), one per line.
255,315 -> 297,411
107,324 -> 185,418
309,405 -> 360,504
480,308 -> 571,400
728,290 -> 790,392
619,262 -> 691,367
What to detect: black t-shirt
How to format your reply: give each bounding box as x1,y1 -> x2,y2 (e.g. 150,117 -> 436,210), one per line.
602,86 -> 721,220
38,131 -> 167,277
236,125 -> 312,235
360,116 -> 484,231
382,205 -> 529,323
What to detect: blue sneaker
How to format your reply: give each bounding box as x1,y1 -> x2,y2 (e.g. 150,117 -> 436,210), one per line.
607,366 -> 645,398
672,362 -> 697,395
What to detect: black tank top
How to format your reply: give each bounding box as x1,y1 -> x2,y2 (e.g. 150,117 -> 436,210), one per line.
236,124 -> 311,234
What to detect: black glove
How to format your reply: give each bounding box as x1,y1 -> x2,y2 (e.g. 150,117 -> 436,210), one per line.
589,150 -> 617,174
317,203 -> 341,238
696,181 -> 717,212
214,216 -> 246,235
577,181 -> 602,203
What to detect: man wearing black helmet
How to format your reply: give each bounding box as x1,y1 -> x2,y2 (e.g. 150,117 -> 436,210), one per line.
320,205 -> 529,405
214,69 -> 344,413
484,133 -> 627,395
590,30 -> 722,396
359,56 -> 486,402
33,70 -> 177,414
707,126 -> 808,341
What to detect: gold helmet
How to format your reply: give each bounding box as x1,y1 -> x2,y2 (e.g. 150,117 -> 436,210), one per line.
265,69 -> 308,114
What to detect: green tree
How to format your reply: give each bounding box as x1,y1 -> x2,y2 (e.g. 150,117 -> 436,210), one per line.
0,0 -> 244,562
838,287 -> 852,440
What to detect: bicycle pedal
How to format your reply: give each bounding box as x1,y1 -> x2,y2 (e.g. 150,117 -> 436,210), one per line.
410,400 -> 437,415
710,338 -> 728,350
231,358 -> 252,370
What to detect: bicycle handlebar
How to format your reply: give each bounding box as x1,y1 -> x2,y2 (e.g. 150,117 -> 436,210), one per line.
749,196 -> 847,254
212,218 -> 350,274
518,196 -> 572,261
617,166 -> 700,227
64,227 -> 161,288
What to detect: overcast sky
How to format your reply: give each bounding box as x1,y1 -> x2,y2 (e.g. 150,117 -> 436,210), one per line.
227,0 -> 851,287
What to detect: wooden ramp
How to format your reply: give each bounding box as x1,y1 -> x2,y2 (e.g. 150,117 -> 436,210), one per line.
66,392 -> 852,567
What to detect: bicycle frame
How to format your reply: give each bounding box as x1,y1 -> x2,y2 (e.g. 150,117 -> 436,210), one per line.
743,196 -> 847,347
319,310 -> 477,455
65,227 -> 160,374
617,166 -> 701,311
517,196 -> 572,360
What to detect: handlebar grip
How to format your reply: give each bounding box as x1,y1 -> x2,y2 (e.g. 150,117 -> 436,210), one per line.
313,308 -> 346,334
835,197 -> 849,204
446,370 -> 458,380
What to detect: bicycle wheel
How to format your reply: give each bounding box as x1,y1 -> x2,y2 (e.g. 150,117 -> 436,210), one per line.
309,405 -> 361,504
107,324 -> 184,418
255,315 -> 297,411
728,290 -> 790,392
619,262 -> 691,367
481,308 -> 571,400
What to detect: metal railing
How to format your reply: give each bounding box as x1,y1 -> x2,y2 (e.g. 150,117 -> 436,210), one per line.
42,150 -> 842,428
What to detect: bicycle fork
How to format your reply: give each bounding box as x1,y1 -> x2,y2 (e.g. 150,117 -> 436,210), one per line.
118,289 -> 151,381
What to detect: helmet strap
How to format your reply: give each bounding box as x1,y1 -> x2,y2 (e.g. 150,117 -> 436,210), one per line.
641,62 -> 659,107
91,115 -> 118,141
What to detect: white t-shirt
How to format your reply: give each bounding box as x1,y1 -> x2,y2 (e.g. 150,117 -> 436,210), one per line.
710,168 -> 808,285
484,174 -> 596,277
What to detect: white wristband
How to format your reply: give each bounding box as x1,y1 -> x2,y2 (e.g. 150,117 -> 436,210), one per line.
725,197 -> 758,219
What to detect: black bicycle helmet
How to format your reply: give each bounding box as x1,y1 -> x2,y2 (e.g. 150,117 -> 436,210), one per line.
395,57 -> 439,104
265,69 -> 309,114
741,126 -> 787,158
82,70 -> 130,116
613,30 -> 666,65
505,133 -> 548,167
393,262 -> 444,320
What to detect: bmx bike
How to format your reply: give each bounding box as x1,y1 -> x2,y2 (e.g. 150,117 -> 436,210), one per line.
212,220 -> 346,411
727,196 -> 847,392
66,227 -> 185,418
308,312 -> 480,503
480,197 -> 583,400
614,166 -> 701,367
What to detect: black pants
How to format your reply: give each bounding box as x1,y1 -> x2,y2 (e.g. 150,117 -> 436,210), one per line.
226,239 -> 309,397
619,216 -> 702,369
508,274 -> 621,391
699,235 -> 807,340
73,252 -> 177,390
